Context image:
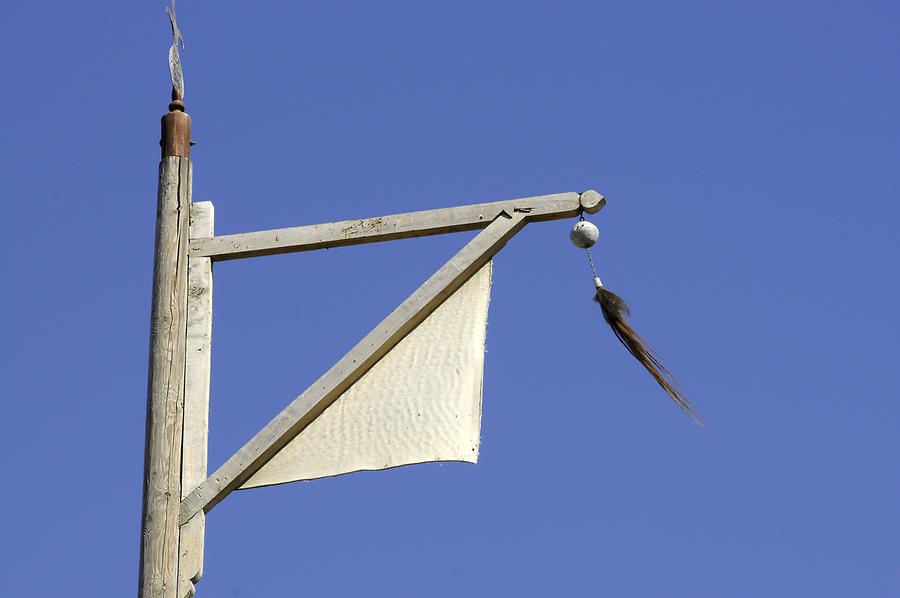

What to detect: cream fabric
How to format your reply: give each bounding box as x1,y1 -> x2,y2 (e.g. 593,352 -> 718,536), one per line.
241,262 -> 492,488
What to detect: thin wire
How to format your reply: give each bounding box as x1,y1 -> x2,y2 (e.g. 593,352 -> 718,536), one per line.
585,247 -> 600,280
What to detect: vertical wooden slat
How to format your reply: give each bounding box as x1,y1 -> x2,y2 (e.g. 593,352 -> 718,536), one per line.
139,156 -> 192,598
178,201 -> 214,598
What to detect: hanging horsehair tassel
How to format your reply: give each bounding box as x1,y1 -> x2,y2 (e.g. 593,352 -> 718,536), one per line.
571,218 -> 700,424
593,276 -> 700,424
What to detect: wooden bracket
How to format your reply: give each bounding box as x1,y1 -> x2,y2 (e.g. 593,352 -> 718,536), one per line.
174,190 -> 606,595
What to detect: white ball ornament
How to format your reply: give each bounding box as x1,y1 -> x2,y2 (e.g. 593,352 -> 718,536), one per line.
570,220 -> 599,248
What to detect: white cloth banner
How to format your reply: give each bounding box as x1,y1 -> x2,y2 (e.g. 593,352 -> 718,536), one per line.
241,262 -> 492,489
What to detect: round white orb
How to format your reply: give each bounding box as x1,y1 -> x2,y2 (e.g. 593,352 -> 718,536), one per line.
570,220 -> 599,248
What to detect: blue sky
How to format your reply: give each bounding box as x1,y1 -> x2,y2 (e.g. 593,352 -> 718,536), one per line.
2,1 -> 898,596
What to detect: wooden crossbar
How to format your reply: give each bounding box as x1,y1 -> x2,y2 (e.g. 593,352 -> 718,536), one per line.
189,190 -> 604,259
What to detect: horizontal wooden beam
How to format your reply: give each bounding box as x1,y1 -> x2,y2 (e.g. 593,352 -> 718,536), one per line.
189,190 -> 604,261
179,211 -> 531,525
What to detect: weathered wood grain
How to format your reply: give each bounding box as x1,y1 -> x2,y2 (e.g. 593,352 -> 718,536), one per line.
189,190 -> 605,261
177,201 -> 214,598
140,156 -> 191,598
179,212 -> 528,525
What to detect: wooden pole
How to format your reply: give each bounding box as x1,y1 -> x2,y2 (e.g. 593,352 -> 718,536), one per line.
139,98 -> 192,598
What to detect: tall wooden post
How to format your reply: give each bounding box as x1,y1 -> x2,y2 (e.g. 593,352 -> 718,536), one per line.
139,97 -> 192,598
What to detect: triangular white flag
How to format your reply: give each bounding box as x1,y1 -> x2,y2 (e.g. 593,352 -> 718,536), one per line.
241,262 -> 492,488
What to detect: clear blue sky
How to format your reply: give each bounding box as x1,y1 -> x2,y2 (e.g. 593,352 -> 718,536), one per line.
2,1 -> 898,596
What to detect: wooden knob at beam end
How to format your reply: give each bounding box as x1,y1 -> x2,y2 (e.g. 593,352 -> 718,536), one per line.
579,190 -> 606,214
